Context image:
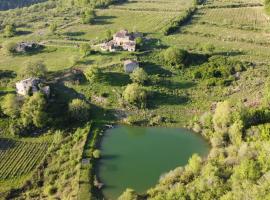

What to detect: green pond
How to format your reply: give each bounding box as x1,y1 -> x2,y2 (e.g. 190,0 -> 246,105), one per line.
97,126 -> 209,199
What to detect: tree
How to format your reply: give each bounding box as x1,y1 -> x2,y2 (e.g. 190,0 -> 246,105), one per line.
4,24 -> 16,37
81,9 -> 96,24
93,149 -> 101,159
84,66 -> 102,82
135,37 -> 143,49
21,60 -> 47,78
186,154 -> 202,175
2,41 -> 17,55
68,99 -> 90,122
118,188 -> 138,200
122,83 -> 147,108
106,29 -> 113,41
49,23 -> 57,34
130,68 -> 148,84
163,47 -> 188,68
213,101 -> 232,133
2,94 -> 22,118
21,92 -> 48,128
263,80 -> 270,107
80,43 -> 92,57
229,119 -> 243,145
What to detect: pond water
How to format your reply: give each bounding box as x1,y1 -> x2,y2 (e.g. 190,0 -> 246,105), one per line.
97,126 -> 209,199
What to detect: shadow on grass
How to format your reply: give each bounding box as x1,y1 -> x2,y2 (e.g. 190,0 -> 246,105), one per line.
16,30 -> 32,36
0,138 -> 16,150
94,15 -> 116,25
211,50 -> 244,57
102,72 -> 130,86
140,62 -> 172,77
64,31 -> 85,37
157,79 -> 196,90
148,91 -> 189,108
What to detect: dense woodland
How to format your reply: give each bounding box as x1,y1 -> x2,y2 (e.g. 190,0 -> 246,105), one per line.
0,0 -> 270,199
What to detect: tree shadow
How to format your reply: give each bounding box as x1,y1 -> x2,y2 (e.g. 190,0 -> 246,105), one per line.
16,30 -> 32,36
102,72 -> 131,86
94,15 -> 116,25
140,62 -> 172,77
0,70 -> 16,79
211,50 -> 244,57
0,138 -> 16,150
140,38 -> 169,51
186,52 -> 209,66
63,31 -> 85,37
157,79 -> 196,90
148,91 -> 189,108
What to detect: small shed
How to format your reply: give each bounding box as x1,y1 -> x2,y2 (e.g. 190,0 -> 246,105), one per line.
123,60 -> 139,73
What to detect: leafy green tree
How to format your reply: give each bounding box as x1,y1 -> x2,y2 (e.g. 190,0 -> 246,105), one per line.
186,154 -> 202,175
229,119 -> 243,145
93,149 -> 101,159
163,47 -> 188,68
213,101 -> 232,133
232,159 -> 261,181
263,80 -> 270,107
130,68 -> 148,85
123,83 -> 147,108
4,24 -> 16,37
21,60 -> 47,78
2,94 -> 22,118
21,92 -> 48,128
49,23 -> 57,34
68,99 -> 90,122
106,29 -> 113,41
135,37 -> 143,49
118,188 -> 138,200
2,41 -> 17,55
80,43 -> 92,57
84,66 -> 102,82
81,9 -> 96,24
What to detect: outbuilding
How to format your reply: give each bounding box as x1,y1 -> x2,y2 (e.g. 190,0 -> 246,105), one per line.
123,60 -> 139,73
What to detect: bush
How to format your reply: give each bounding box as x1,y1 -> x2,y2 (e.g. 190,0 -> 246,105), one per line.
21,60 -> 48,79
163,47 -> 188,68
84,66 -> 102,82
130,68 -> 148,84
68,99 -> 90,122
81,9 -> 96,24
118,188 -> 138,200
4,24 -> 16,37
93,149 -> 101,159
80,44 -> 92,57
2,42 -> 17,55
2,94 -> 22,118
123,83 -> 147,108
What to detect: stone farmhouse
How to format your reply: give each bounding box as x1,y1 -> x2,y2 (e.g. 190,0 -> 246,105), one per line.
101,30 -> 143,52
124,60 -> 139,73
16,77 -> 50,96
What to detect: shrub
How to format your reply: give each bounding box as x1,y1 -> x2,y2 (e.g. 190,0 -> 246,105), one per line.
122,83 -> 147,108
163,47 -> 188,68
21,60 -> 48,79
80,43 -> 92,57
130,68 -> 148,84
21,92 -> 48,128
2,94 -> 22,118
68,99 -> 90,122
93,149 -> 101,159
118,188 -> 138,200
84,66 -> 102,82
4,24 -> 16,37
81,9 -> 96,24
2,42 -> 17,55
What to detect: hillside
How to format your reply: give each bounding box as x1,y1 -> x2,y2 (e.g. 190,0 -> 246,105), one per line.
0,0 -> 270,199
